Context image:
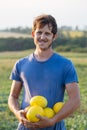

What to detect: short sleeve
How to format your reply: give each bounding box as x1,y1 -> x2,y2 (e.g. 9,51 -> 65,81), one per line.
10,60 -> 22,82
64,60 -> 78,84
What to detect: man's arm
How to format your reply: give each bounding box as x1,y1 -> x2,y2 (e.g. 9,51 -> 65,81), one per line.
8,80 -> 26,123
31,82 -> 80,129
8,80 -> 39,128
52,82 -> 80,123
8,80 -> 22,113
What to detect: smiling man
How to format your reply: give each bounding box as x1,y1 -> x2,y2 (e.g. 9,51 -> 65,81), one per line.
8,14 -> 80,130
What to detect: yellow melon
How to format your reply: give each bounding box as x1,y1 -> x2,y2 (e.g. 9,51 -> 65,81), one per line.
44,107 -> 55,118
24,106 -> 31,112
26,105 -> 44,122
30,95 -> 48,108
53,102 -> 64,113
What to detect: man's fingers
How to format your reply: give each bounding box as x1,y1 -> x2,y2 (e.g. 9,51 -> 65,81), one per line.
36,114 -> 45,120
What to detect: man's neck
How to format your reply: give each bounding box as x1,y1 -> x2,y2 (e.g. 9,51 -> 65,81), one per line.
34,48 -> 54,61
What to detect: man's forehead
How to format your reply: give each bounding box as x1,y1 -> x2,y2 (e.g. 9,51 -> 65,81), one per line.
37,23 -> 52,30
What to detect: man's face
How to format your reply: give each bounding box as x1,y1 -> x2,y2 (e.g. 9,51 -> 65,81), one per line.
32,24 -> 55,51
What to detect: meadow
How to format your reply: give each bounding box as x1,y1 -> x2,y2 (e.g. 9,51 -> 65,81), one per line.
0,32 -> 31,38
0,30 -> 84,38
0,50 -> 87,130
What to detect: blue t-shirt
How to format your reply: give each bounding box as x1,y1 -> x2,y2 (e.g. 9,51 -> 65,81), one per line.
10,52 -> 78,130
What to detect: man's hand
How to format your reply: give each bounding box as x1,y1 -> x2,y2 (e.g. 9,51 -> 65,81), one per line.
15,109 -> 36,128
15,109 -> 27,123
27,115 -> 55,129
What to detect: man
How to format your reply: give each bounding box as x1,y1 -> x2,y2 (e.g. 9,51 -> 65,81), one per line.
8,14 -> 80,130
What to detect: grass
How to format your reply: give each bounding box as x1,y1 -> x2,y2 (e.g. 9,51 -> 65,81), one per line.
0,30 -> 84,38
0,32 -> 31,38
0,50 -> 87,130
62,31 -> 84,38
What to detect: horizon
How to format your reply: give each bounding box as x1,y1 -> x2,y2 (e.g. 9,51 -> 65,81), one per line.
0,25 -> 86,31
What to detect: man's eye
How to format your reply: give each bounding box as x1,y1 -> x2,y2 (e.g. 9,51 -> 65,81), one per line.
45,33 -> 50,36
37,32 -> 42,35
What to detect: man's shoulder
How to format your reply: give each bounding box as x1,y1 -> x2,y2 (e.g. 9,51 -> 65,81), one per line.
54,52 -> 70,62
16,53 -> 33,65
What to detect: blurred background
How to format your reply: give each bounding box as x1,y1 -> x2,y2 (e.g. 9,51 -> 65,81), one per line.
0,0 -> 87,130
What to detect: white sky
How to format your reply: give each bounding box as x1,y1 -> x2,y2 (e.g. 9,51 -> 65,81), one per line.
0,0 -> 87,29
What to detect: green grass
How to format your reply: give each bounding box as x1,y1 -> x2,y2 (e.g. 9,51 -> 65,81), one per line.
0,50 -> 87,130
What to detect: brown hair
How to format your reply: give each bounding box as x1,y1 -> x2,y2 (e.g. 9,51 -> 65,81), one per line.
32,14 -> 58,35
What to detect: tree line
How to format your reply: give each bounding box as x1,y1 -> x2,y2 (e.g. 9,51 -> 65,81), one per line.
0,36 -> 87,52
0,26 -> 87,52
0,25 -> 87,34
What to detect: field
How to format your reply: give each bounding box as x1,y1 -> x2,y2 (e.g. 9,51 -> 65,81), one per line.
0,32 -> 31,38
0,30 -> 84,38
62,30 -> 84,38
0,50 -> 87,130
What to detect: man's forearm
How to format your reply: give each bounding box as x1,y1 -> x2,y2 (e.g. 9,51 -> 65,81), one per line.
52,97 -> 80,124
8,95 -> 21,115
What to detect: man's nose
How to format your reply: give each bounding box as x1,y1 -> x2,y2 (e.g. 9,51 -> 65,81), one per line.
40,33 -> 45,39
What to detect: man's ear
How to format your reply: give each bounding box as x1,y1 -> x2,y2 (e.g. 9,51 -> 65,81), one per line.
32,31 -> 35,37
53,33 -> 58,41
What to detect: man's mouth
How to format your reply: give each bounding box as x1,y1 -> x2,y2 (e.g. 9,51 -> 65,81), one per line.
38,40 -> 47,44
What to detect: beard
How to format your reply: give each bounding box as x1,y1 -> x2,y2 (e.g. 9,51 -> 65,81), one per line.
39,42 -> 53,51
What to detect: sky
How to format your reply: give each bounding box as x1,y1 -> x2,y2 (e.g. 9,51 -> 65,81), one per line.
0,0 -> 87,30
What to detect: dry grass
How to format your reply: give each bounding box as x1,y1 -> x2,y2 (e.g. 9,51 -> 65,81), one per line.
0,32 -> 32,38
62,31 -> 84,38
71,58 -> 87,64
0,31 -> 84,38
